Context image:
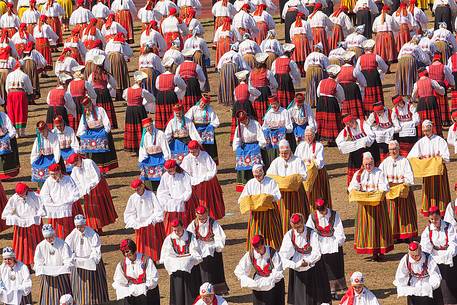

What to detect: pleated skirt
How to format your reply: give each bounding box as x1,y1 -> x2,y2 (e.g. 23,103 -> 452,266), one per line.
316,95 -> 342,142
200,252 -> 229,295
170,266 -> 202,305
387,190 -> 418,240
124,105 -> 147,152
275,73 -> 295,108
304,65 -> 324,108
247,205 -> 283,250
49,201 -> 84,239
6,90 -> 28,129
39,274 -> 72,305
109,52 -> 130,93
375,31 -> 397,64
278,186 -> 309,235
0,137 -> 20,180
136,222 -> 166,262
322,247 -> 347,293
308,168 -> 332,209
13,224 -> 43,266
340,82 -> 365,121
417,96 -> 443,137
70,263 -> 109,305
218,63 -> 237,106
421,167 -> 451,217
163,194 -> 198,234
83,177 -> 118,230
254,278 -> 285,305
192,176 -> 225,220
155,90 -> 178,130
180,77 -> 201,112
94,87 -> 118,129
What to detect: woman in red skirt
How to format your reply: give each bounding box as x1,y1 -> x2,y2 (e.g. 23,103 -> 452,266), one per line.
1,183 -> 44,267
176,49 -> 206,112
124,179 -> 166,262
33,14 -> 58,76
329,6 -> 352,50
372,5 -> 398,68
111,0 -> 136,43
316,65 -> 344,146
308,2 -> 332,56
251,3 -> 275,45
45,74 -> 76,130
271,44 -> 301,108
41,0 -> 64,47
123,71 -> 155,154
213,17 -> 235,66
68,153 -> 118,233
290,12 -> 312,76
393,3 -> 414,53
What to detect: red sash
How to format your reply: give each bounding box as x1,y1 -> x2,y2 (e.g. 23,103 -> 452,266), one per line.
291,229 -> 312,254
121,254 -> 149,284
194,218 -> 215,242
429,223 -> 449,251
312,210 -> 336,237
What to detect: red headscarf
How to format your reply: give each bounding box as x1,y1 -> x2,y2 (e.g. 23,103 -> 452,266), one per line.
396,2 -> 407,16
58,48 -> 72,62
380,5 -> 390,24
332,5 -> 348,17
295,12 -> 304,27
18,23 -> 27,39
409,0 -> 416,13
84,18 -> 98,36
253,4 -> 267,16
105,13 -> 115,30
308,2 -> 322,19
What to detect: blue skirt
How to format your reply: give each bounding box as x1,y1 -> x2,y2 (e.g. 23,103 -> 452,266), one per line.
80,128 -> 110,153
263,127 -> 287,149
61,148 -> 74,173
170,138 -> 189,163
235,142 -> 263,171
196,124 -> 215,145
31,154 -> 55,182
0,134 -> 11,155
293,123 -> 308,144
139,153 -> 165,181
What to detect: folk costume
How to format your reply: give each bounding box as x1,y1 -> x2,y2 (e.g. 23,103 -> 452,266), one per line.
393,3 -> 415,53
0,248 -> 33,305
271,44 -> 301,108
367,103 -> 395,161
287,93 -> 317,149
282,0 -> 309,43
303,45 -> 329,108
391,95 -> 420,157
40,0 -> 65,46
447,110 -> 457,155
45,75 -> 77,130
290,13 -> 313,75
308,3 -> 332,55
52,117 -> 79,174
329,6 -> 354,50
353,0 -> 378,38
111,0 -> 137,43
372,6 -> 399,65
444,197 -> 457,228
0,112 -> 20,179
340,272 -> 381,305
176,50 -> 207,112
105,34 -> 133,101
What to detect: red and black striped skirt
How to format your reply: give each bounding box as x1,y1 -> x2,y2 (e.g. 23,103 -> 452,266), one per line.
375,31 -> 397,64
163,194 -> 198,234
83,177 -> 118,231
328,25 -> 344,51
192,176 -> 225,220
316,95 -> 343,142
136,222 -> 166,262
362,69 -> 384,115
13,224 -> 43,266
155,90 -> 178,130
435,88 -> 451,127
416,96 -> 443,137
292,33 -> 311,76
340,82 -> 365,121
252,86 -> 271,125
94,88 -> 118,129
115,10 -> 134,43
275,73 -> 295,108
311,27 -> 329,55
124,105 -> 147,152
180,77 -> 202,113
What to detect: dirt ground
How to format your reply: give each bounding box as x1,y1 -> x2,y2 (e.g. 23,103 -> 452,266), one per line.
0,14 -> 455,305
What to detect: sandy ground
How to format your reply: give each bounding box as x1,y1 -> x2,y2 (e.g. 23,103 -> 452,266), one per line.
0,14 -> 456,305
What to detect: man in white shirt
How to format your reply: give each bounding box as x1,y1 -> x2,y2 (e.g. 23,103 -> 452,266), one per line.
0,247 -> 32,305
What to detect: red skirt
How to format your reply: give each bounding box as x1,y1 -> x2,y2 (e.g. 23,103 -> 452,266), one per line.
255,21 -> 268,45
311,27 -> 329,55
47,16 -> 62,45
35,37 -> 52,69
0,183 -> 7,232
49,201 -> 84,239
436,92 -> 451,126
13,224 -> 43,266
6,90 -> 28,129
115,10 -> 134,42
192,176 -> 225,220
163,194 -> 198,234
451,90 -> 457,110
124,105 -> 147,152
316,95 -> 343,142
375,31 -> 397,64
340,82 -> 365,121
26,23 -> 35,35
328,24 -> 344,51
83,178 -> 118,231
136,223 -> 166,262
292,33 -> 311,76
216,37 -> 231,67
363,86 -> 384,115
396,24 -> 411,53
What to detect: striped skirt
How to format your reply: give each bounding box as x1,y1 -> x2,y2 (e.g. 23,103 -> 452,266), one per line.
329,25 -> 344,51
435,40 -> 450,65
304,65 -> 324,107
70,263 -> 109,305
387,188 -> 418,240
252,86 -> 271,125
83,177 -> 118,230
13,224 -> 43,266
215,37 -> 231,67
140,67 -> 160,96
354,200 -> 394,255
395,55 -> 416,97
375,31 -> 397,64
275,73 -> 295,108
192,176 -> 225,220
421,166 -> 451,217
394,134 -> 417,157
180,77 -> 202,112
49,201 -> 84,239
340,82 -> 365,121
136,222 -> 166,262
23,58 -> 40,98
115,10 -> 134,43
218,62 -> 238,106
124,105 -> 147,152
311,27 -> 329,55
163,194 -> 198,234
362,69 -> 384,115
0,137 -> 20,180
395,24 -> 411,53
247,204 -> 283,250
417,96 -> 443,137
95,88 -> 118,129
155,90 -> 178,130
39,274 -> 72,305
316,95 -> 343,142
292,33 -> 311,76
435,87 -> 451,127
109,52 -> 130,96
308,168 -> 332,210
278,186 -> 309,235
47,16 -> 62,45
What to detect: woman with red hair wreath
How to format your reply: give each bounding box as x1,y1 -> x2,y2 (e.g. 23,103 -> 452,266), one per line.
393,2 -> 415,53
290,12 -> 312,76
157,159 -> 199,233
308,2 -> 332,56
372,5 -> 399,69
329,6 -> 353,50
111,0 -> 137,43
33,14 -> 58,75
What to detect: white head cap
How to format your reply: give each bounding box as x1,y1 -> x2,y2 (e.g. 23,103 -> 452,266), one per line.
342,51 -> 356,62
422,119 -> 433,128
255,52 -> 269,63
252,163 -> 263,173
305,126 -> 315,134
72,65 -> 85,73
199,282 -> 214,295
59,294 -> 74,305
439,22 -> 447,29
326,64 -> 341,76
74,214 -> 86,226
278,139 -> 290,150
350,272 -> 365,285
162,57 -> 174,68
283,43 -> 296,52
362,152 -> 373,160
362,39 -> 375,50
172,38 -> 181,47
92,54 -> 105,66
235,70 -> 249,81
2,247 -> 15,259
314,42 -> 324,51
355,25 -> 365,33
182,48 -> 196,58
231,42 -> 240,51
58,73 -> 73,83
42,224 -> 55,238
134,71 -> 148,82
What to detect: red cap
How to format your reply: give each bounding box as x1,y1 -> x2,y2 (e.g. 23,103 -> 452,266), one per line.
119,239 -> 130,252
428,206 -> 440,214
40,15 -> 47,22
170,218 -> 181,227
81,96 -> 92,106
242,3 -> 250,10
382,4 -> 390,11
164,159 -> 177,169
236,110 -> 247,121
408,241 -> 419,251
66,153 -> 80,165
373,103 -> 384,112
53,115 -> 63,124
251,234 -> 264,247
130,179 -> 143,189
392,95 -> 403,105
201,94 -> 211,104
315,2 -> 322,9
290,213 -> 302,224
169,7 -> 177,15
15,183 -> 28,195
36,120 -> 47,131
172,103 -> 183,112
433,52 -> 442,62
268,95 -> 278,105
295,93 -> 305,102
315,198 -> 325,207
48,163 -> 61,172
142,117 -> 153,127
196,205 -> 207,214
7,2 -> 13,8
90,17 -> 97,24
342,113 -> 354,124
113,33 -> 125,43
150,20 -> 157,27
77,0 -> 84,5
188,140 -> 200,150
418,68 -> 428,77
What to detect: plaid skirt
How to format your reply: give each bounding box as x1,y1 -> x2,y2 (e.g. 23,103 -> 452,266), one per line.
387,186 -> 418,240
70,263 -> 109,305
354,200 -> 394,255
218,62 -> 238,106
252,86 -> 271,125
417,96 -> 443,137
375,31 -> 397,64
340,82 -> 365,121
451,88 -> 457,110
292,33 -> 311,76
247,204 -> 283,250
39,274 -> 72,305
420,166 -> 451,217
304,65 -> 324,107
278,186 -> 309,235
124,105 -> 147,152
180,77 -> 202,112
155,90 -> 178,130
83,177 -> 118,230
362,69 -> 384,115
275,73 -> 295,108
95,88 -> 118,129
307,168 -> 332,210
435,86 -> 451,126
192,176 -> 225,220
393,133 -> 417,157
0,137 -> 20,180
395,55 -> 416,96
395,24 -> 411,53
136,222 -> 166,262
316,95 -> 343,142
13,224 -> 42,266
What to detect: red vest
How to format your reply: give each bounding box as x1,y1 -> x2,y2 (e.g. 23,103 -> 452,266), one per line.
451,53 -> 457,72
178,61 -> 198,80
234,83 -> 250,102
250,68 -> 269,87
417,77 -> 434,98
157,73 -> 175,91
92,73 -> 108,89
274,57 -> 291,74
48,88 -> 66,106
127,87 -> 143,106
428,62 -> 445,83
337,66 -> 356,83
359,53 -> 377,70
69,79 -> 86,97
319,78 -> 337,96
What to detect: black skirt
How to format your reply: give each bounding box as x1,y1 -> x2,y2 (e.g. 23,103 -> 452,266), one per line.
437,259 -> 457,305
322,247 -> 347,292
46,105 -> 69,127
200,252 -> 229,294
284,11 -> 298,43
407,288 -> 444,305
356,9 -> 372,38
155,90 -> 178,130
123,287 -> 160,305
0,137 -> 20,179
434,6 -> 452,32
124,105 -> 147,152
348,143 -> 381,169
86,131 -> 119,173
170,266 -> 202,305
95,87 -> 118,129
253,278 -> 285,305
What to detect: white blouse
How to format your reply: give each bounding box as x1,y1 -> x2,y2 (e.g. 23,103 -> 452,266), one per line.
34,238 -> 74,276
266,155 -> 307,179
70,159 -> 101,197
180,151 -> 217,185
124,190 -> 164,229
157,172 -> 193,212
65,226 -> 101,271
1,192 -> 44,227
160,231 -> 202,274
187,218 -> 226,258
